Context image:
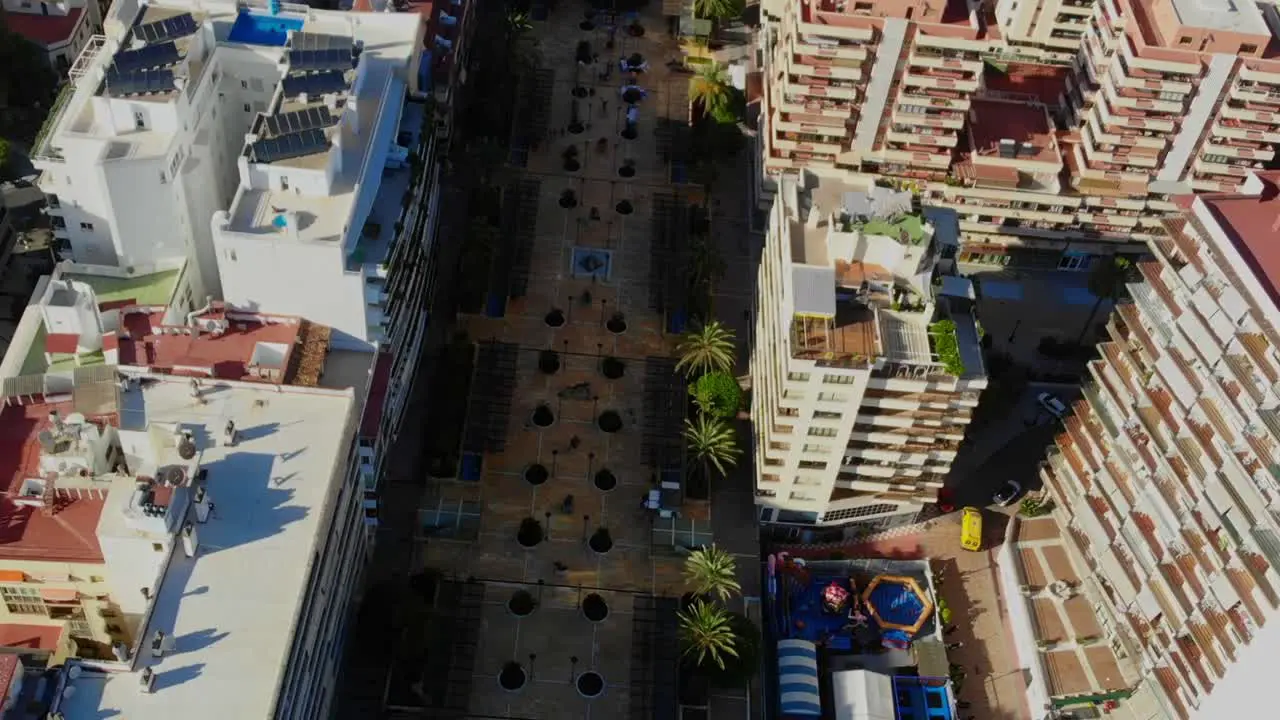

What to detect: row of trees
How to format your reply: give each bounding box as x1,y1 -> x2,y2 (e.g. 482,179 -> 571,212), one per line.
677,320 -> 742,498
678,545 -> 758,687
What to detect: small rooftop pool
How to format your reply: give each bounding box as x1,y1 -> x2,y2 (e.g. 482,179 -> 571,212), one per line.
228,11 -> 304,46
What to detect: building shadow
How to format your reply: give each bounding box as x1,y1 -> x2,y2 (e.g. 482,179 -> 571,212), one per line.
155,663 -> 205,691
175,628 -> 229,654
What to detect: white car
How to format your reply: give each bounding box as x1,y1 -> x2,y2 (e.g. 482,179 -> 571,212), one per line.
1037,392 -> 1068,419
993,480 -> 1022,507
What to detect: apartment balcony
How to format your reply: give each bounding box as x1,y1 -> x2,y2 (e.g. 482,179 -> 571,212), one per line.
1189,176 -> 1240,193
794,21 -> 875,43
1220,102 -> 1280,125
778,94 -> 854,118
1230,83 -> 1280,108
903,71 -> 981,94
898,89 -> 972,111
773,113 -> 849,137
1192,157 -> 1255,179
1213,119 -> 1280,144
886,127 -> 957,148
905,50 -> 983,75
1092,100 -> 1175,134
791,37 -> 872,60
1202,141 -> 1275,162
1239,63 -> 1280,87
1104,83 -> 1185,115
1086,115 -> 1167,150
892,106 -> 965,129
789,78 -> 860,100
789,55 -> 866,82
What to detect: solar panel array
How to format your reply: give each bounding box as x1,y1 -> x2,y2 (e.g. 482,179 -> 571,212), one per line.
281,70 -> 349,98
287,48 -> 354,72
112,41 -> 180,73
250,128 -> 330,164
104,69 -> 177,98
136,13 -> 198,44
262,106 -> 333,139
288,32 -> 349,51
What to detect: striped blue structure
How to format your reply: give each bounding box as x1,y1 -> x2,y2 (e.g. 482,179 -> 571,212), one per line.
777,639 -> 822,717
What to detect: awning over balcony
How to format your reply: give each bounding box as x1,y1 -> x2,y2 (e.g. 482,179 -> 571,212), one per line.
39,588 -> 78,604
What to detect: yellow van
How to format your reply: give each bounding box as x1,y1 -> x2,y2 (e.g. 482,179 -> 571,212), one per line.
961,507 -> 983,551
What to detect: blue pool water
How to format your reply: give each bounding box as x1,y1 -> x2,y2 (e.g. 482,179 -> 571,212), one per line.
1062,286 -> 1100,306
228,12 -> 304,46
981,280 -> 1023,301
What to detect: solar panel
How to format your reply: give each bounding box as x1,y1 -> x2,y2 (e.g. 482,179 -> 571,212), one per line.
288,32 -> 349,51
250,128 -> 330,164
113,41 -> 180,72
136,13 -> 198,44
262,106 -> 333,139
281,70 -> 348,98
103,69 -> 176,98
287,48 -> 355,72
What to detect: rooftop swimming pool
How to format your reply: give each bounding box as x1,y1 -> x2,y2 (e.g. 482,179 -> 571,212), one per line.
228,12 -> 304,46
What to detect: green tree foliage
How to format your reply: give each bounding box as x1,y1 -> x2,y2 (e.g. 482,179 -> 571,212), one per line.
683,545 -> 741,601
689,62 -> 733,121
690,371 -> 742,419
684,414 -> 741,476
675,320 -> 736,377
701,613 -> 761,688
1076,257 -> 1132,343
929,319 -> 965,377
678,599 -> 738,670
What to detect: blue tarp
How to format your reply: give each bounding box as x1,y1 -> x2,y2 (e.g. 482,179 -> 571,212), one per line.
777,639 -> 821,717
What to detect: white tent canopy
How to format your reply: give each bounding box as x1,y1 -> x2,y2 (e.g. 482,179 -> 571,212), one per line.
831,669 -> 897,720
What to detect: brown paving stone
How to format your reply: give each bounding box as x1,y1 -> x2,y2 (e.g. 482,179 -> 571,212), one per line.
1016,516 -> 1062,542
1041,544 -> 1081,584
1032,597 -> 1068,643
1063,595 -> 1103,638
1083,644 -> 1128,691
1019,548 -> 1048,590
1045,649 -> 1092,697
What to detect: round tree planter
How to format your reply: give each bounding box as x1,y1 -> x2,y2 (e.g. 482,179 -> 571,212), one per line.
572,86 -> 589,98
532,405 -> 556,428
538,350 -> 561,374
499,662 -> 527,691
627,23 -> 645,37
593,468 -> 617,492
618,164 -> 636,178
580,20 -> 595,30
517,518 -> 544,548
545,308 -> 566,328
621,90 -> 643,104
564,159 -> 581,172
597,411 -> 622,433
606,313 -> 627,335
523,464 -> 549,486
615,201 -> 633,215
600,356 -> 625,380
508,590 -> 536,617
559,191 -> 579,209
589,528 -> 613,555
577,671 -> 605,698
620,127 -> 637,140
568,123 -> 585,135
582,593 -> 609,622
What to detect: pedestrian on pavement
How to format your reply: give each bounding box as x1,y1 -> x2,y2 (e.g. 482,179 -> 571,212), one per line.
943,624 -> 958,635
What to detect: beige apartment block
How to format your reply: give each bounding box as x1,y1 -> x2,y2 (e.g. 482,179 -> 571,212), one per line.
1039,172 -> 1280,719
756,0 -> 1280,265
752,174 -> 987,529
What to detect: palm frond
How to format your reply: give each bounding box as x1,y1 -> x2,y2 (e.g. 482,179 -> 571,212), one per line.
678,599 -> 739,669
683,414 -> 741,475
674,320 -> 736,377
683,545 -> 741,601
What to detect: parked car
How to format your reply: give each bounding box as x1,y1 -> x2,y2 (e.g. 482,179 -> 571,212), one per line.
1037,392 -> 1068,419
993,480 -> 1022,507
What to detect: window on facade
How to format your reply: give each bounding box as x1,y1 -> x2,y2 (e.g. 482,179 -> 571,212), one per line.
79,222 -> 93,231
798,460 -> 828,470
1179,36 -> 1192,45
822,374 -> 856,385
802,444 -> 831,454
814,410 -> 842,420
787,372 -> 811,382
243,103 -> 252,112
822,503 -> 901,523
1242,44 -> 1258,54
808,426 -> 838,437
0,586 -> 45,616
817,392 -> 848,403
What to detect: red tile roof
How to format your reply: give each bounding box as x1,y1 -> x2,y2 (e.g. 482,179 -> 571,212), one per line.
44,333 -> 79,355
115,305 -> 303,383
3,8 -> 83,47
1196,172 -> 1280,308
983,63 -> 1070,105
359,349 -> 393,439
968,99 -> 1062,164
0,624 -> 60,651
0,400 -> 107,564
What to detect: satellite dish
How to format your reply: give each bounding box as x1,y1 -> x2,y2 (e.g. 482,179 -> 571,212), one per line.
68,665 -> 82,680
159,466 -> 186,487
177,440 -> 197,461
65,412 -> 87,426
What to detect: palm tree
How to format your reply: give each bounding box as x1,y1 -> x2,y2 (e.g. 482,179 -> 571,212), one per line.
684,414 -> 741,476
689,234 -> 726,297
688,62 -> 733,121
506,10 -> 532,35
678,599 -> 739,670
1075,257 -> 1132,343
675,320 -> 736,377
684,545 -> 741,601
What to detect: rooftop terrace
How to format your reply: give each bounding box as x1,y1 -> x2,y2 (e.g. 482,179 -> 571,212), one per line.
51,376 -> 357,720
1195,171 -> 1280,309
968,99 -> 1062,166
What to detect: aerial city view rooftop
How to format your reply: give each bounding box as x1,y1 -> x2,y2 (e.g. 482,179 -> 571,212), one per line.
0,0 -> 1279,718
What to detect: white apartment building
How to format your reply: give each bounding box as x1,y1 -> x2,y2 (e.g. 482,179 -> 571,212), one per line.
1038,171 -> 1280,718
751,173 -> 987,530
28,0 -> 464,455
0,369 -> 375,719
994,0 -> 1093,65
